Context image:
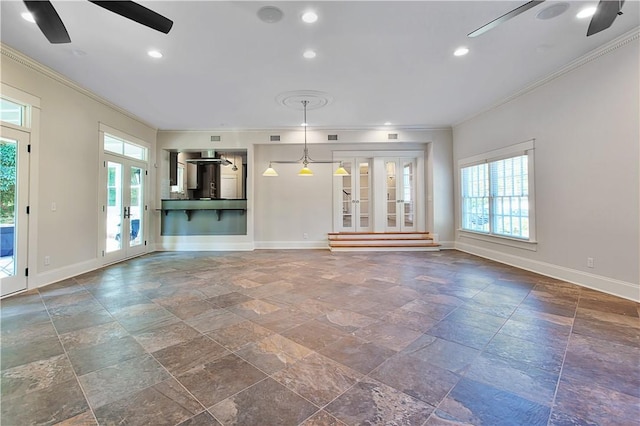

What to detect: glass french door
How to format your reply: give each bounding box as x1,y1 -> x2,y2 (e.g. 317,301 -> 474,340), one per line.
1,126 -> 29,297
334,158 -> 372,232
103,155 -> 146,263
385,158 -> 417,232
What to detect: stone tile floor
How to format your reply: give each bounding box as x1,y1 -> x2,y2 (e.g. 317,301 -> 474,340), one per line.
1,250 -> 638,425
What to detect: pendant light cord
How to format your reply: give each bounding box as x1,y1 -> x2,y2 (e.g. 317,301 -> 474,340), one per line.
302,100 -> 309,166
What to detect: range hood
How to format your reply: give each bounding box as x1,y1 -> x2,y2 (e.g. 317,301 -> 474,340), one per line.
186,151 -> 232,165
185,158 -> 232,165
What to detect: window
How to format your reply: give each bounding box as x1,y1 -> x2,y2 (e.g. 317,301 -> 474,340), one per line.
460,140 -> 535,241
104,134 -> 147,161
0,98 -> 25,126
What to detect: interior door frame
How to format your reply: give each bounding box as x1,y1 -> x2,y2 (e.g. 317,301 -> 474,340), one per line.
335,150 -> 425,234
333,157 -> 372,232
0,126 -> 30,297
98,125 -> 150,265
384,157 -> 418,232
0,84 -> 40,297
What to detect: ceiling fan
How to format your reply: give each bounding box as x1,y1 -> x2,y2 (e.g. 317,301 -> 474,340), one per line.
24,0 -> 173,44
468,0 -> 625,38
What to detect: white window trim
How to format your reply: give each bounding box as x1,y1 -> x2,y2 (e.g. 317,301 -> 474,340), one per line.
1,83 -> 40,130
99,122 -> 150,157
458,139 -> 537,248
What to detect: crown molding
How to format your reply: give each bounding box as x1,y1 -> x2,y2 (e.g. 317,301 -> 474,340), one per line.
159,125 -> 452,133
454,27 -> 640,127
0,43 -> 157,131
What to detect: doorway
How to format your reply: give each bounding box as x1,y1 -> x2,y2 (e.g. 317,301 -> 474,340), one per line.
1,126 -> 30,297
103,155 -> 147,263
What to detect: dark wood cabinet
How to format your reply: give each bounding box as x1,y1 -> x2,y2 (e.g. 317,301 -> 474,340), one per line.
169,152 -> 178,186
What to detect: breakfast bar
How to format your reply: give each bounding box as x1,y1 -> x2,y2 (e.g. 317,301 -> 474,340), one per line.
160,199 -> 247,235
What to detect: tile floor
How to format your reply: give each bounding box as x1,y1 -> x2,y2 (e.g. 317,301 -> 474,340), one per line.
1,250 -> 639,425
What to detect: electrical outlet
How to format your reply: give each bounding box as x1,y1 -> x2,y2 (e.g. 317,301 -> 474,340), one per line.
587,257 -> 594,268
303,233 -> 309,240
44,256 -> 50,266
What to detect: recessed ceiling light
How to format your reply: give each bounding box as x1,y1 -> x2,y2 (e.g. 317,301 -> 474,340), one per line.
303,50 -> 316,59
301,122 -> 308,127
576,6 -> 597,19
147,50 -> 163,58
454,47 -> 469,57
384,122 -> 392,126
302,11 -> 318,23
21,12 -> 35,23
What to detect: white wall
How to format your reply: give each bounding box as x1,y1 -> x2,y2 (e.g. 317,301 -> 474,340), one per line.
1,46 -> 157,289
453,36 -> 639,301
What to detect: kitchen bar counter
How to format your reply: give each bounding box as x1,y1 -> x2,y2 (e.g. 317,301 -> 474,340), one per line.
160,199 -> 247,235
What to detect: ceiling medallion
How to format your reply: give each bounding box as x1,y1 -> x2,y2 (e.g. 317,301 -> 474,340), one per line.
275,90 -> 333,111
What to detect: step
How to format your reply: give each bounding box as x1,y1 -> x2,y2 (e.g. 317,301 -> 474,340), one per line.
329,244 -> 441,252
329,239 -> 436,247
328,232 -> 434,241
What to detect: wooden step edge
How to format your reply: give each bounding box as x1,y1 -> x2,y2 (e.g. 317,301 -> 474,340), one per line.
328,237 -> 434,241
330,246 -> 441,252
328,232 -> 432,235
329,243 -> 441,248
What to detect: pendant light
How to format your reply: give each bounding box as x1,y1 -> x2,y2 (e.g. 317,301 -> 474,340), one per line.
262,100 -> 349,177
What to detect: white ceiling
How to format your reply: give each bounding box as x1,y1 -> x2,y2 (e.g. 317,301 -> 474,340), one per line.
1,1 -> 638,130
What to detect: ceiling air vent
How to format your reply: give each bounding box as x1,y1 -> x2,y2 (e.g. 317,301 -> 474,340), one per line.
270,135 -> 281,142
388,133 -> 398,140
211,135 -> 221,142
328,134 -> 338,141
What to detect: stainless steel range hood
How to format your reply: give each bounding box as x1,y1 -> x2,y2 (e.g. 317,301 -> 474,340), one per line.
185,158 -> 232,165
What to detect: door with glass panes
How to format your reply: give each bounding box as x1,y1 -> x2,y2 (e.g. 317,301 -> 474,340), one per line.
384,158 -> 417,232
0,126 -> 29,297
103,156 -> 147,263
334,158 -> 372,232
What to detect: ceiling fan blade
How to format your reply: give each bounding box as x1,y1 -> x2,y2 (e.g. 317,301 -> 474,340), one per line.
587,0 -> 625,36
468,0 -> 545,37
23,0 -> 71,43
88,1 -> 173,34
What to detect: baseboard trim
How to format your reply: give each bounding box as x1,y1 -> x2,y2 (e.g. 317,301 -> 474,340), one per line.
455,242 -> 639,302
438,240 -> 456,250
254,241 -> 329,250
31,258 -> 101,289
156,242 -> 254,251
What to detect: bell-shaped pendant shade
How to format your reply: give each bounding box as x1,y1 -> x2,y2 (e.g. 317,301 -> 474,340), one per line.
333,165 -> 350,176
298,166 -> 314,176
262,165 -> 278,176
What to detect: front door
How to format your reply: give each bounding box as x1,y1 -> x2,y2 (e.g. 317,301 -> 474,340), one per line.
103,156 -> 147,264
1,126 -> 30,297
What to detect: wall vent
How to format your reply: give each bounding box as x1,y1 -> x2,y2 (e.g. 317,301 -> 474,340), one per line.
388,133 -> 398,140
327,134 -> 338,141
211,135 -> 221,142
270,135 -> 281,142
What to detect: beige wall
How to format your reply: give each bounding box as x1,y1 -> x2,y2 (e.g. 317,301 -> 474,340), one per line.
1,46 -> 157,289
453,37 -> 640,301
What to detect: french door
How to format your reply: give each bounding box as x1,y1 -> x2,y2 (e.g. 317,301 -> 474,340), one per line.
103,155 -> 147,264
0,126 -> 29,297
385,158 -> 417,232
334,158 -> 372,232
